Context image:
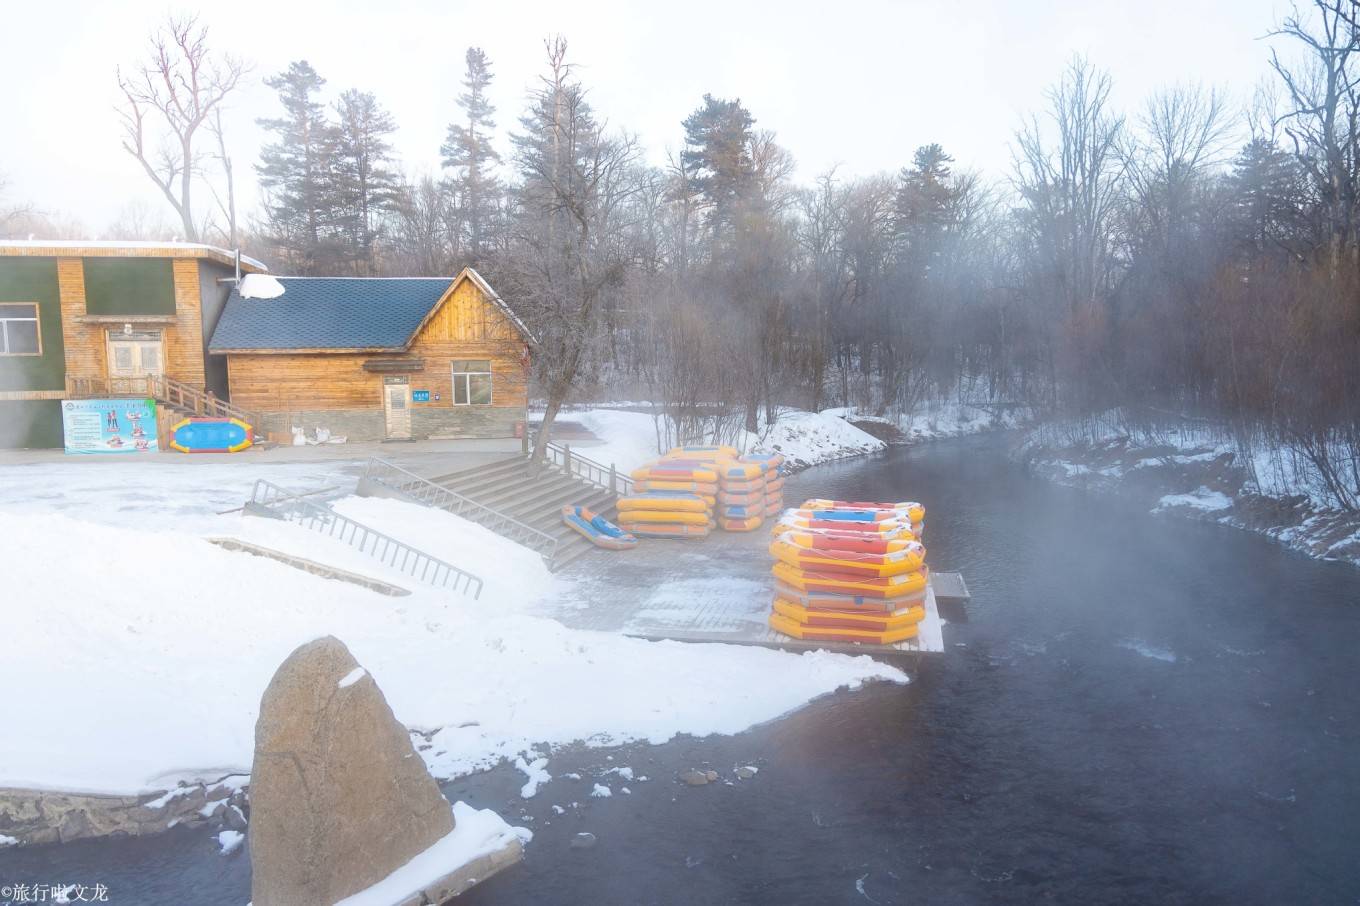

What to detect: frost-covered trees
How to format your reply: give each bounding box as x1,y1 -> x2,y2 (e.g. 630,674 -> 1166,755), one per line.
442,48 -> 502,266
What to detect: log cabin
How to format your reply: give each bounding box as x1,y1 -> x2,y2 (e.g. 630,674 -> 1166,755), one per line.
208,267 -> 533,443
0,241 -> 265,448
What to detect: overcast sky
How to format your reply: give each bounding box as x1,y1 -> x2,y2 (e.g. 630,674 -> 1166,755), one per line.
2,0 -> 1288,236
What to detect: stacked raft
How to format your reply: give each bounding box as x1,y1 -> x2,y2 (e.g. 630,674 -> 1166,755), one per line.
663,446 -> 786,533
767,499 -> 929,645
624,458 -> 717,539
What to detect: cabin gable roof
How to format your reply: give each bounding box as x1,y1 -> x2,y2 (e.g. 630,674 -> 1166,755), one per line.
208,267 -> 532,354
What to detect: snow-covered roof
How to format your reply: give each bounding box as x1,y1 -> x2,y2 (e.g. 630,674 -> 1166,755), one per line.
0,240 -> 267,272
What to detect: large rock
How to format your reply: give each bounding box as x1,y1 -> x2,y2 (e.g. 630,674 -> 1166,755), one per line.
249,636 -> 454,906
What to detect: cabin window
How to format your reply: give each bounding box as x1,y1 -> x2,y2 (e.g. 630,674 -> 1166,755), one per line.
0,303 -> 40,355
451,359 -> 492,405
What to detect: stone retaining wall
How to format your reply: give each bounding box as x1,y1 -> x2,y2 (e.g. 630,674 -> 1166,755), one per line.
0,779 -> 247,846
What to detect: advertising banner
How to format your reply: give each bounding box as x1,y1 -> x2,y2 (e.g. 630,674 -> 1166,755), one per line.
62,398 -> 158,454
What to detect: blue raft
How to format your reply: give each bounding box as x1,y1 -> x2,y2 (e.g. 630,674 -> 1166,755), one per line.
561,505 -> 638,551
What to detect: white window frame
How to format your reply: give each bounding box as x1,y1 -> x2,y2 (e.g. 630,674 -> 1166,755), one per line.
451,359 -> 493,406
0,303 -> 40,356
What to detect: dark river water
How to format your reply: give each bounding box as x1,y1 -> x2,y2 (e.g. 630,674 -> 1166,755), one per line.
5,435 -> 1359,905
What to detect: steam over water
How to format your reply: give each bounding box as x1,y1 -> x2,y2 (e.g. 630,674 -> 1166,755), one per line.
4,435 -> 1358,904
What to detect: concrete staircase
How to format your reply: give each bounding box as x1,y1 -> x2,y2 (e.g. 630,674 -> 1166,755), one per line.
359,445 -> 631,572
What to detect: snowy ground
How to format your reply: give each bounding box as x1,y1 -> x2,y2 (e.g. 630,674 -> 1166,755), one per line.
1017,409 -> 1360,567
0,460 -> 905,798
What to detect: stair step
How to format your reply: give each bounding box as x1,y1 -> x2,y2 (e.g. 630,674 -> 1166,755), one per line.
438,459 -> 531,494
428,452 -> 526,480
476,474 -> 586,512
501,483 -> 608,522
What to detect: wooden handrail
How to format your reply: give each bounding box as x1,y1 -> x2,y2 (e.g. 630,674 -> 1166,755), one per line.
66,374 -> 259,426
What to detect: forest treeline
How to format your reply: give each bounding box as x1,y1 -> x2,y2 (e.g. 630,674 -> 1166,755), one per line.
5,2 -> 1360,499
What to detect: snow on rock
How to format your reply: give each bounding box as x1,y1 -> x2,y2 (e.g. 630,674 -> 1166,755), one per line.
216,829 -> 244,855
0,502 -> 904,795
334,802 -> 530,906
590,783 -> 612,798
0,834 -> 18,847
514,756 -> 551,799
237,273 -> 286,299
1154,487 -> 1234,514
337,667 -> 367,688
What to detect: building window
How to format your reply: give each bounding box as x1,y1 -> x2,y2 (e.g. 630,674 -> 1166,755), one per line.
0,303 -> 40,355
451,359 -> 492,405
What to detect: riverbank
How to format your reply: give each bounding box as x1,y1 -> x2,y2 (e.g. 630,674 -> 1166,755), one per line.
0,460 -> 904,848
564,399 -> 1028,474
1016,411 -> 1360,568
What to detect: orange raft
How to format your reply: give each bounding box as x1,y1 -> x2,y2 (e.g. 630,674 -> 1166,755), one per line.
804,498 -> 926,525
768,610 -> 919,645
778,511 -> 916,535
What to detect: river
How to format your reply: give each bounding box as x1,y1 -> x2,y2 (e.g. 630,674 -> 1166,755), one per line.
4,435 -> 1358,904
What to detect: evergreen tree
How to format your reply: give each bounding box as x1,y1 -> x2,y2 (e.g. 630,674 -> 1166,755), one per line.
1227,137 -> 1313,258
680,94 -> 757,239
256,61 -> 338,273
333,89 -> 402,273
442,47 -> 501,265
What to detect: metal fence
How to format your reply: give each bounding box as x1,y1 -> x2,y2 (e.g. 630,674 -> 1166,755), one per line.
246,479 -> 484,599
359,458 -> 560,563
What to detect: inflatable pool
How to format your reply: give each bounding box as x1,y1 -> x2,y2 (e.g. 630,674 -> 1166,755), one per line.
561,505 -> 637,550
768,610 -> 919,645
169,417 -> 253,454
772,561 -> 929,600
772,597 -> 925,631
617,491 -> 711,514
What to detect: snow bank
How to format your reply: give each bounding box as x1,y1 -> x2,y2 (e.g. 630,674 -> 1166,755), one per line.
563,406 -> 886,473
0,499 -> 903,795
1154,487 -> 1234,513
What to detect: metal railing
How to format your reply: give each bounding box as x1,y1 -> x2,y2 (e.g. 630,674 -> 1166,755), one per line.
360,458 -> 560,564
245,479 -> 483,599
539,440 -> 633,495
67,375 -> 259,425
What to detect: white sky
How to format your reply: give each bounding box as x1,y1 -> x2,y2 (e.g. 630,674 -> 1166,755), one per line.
1,0 -> 1288,235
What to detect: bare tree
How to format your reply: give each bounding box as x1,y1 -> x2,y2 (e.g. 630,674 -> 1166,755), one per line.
0,174 -> 33,236
1266,0 -> 1360,270
508,37 -> 644,465
117,15 -> 247,243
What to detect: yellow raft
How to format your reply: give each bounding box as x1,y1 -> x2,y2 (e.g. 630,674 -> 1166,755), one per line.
772,597 -> 925,631
666,445 -> 739,461
768,611 -> 919,645
617,492 -> 711,514
618,509 -> 711,525
772,560 -> 928,600
619,521 -> 711,539
634,478 -> 718,496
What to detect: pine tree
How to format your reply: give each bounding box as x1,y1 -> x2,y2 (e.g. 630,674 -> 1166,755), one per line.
680,94 -> 757,240
333,89 -> 402,273
256,61 -> 338,273
442,47 -> 501,265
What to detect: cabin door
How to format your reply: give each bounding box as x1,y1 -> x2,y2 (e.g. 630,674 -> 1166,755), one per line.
107,329 -> 164,395
382,376 -> 412,440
